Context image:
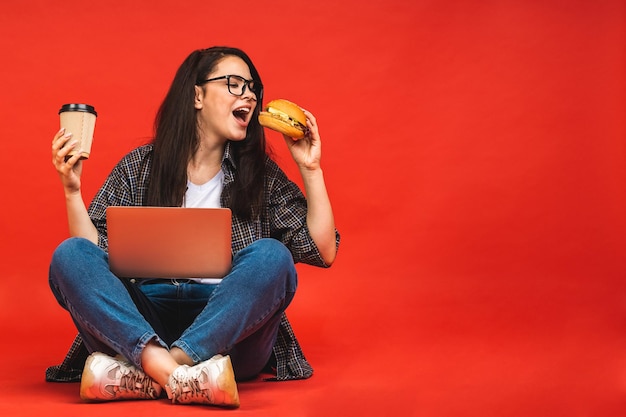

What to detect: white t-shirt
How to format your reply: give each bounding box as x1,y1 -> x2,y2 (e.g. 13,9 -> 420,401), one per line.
183,170 -> 224,208
182,169 -> 225,284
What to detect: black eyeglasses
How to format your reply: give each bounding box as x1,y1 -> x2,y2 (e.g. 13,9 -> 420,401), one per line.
197,75 -> 263,99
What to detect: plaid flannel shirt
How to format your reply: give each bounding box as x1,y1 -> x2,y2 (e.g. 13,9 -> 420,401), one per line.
46,142 -> 340,382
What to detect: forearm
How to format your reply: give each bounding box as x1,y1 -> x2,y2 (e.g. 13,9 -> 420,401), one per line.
65,191 -> 98,244
301,167 -> 337,265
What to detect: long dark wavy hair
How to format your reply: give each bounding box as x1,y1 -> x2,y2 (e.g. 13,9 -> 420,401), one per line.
146,46 -> 267,220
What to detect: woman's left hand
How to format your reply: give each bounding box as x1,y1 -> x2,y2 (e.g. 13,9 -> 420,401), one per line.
282,108 -> 322,171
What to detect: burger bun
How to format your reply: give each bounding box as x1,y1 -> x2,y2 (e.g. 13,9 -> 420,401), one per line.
258,99 -> 307,139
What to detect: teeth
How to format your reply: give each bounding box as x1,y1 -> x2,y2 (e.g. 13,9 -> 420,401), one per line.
234,107 -> 250,114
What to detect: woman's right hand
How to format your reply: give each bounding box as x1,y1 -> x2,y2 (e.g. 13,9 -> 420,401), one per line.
51,128 -> 83,194
51,128 -> 98,242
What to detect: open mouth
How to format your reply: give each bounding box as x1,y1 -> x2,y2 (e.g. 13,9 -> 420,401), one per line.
233,107 -> 251,123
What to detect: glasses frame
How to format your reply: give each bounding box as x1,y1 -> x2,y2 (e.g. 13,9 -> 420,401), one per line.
197,74 -> 263,99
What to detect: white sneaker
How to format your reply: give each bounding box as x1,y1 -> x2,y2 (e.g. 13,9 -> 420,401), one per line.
80,352 -> 162,401
165,354 -> 239,407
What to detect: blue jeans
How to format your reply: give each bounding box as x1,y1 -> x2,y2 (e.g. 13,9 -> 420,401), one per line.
49,237 -> 297,380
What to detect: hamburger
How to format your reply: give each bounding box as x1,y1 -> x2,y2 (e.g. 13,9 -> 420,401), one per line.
258,99 -> 307,139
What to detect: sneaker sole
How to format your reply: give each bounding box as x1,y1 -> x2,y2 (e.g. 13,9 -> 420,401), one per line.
215,355 -> 240,407
79,353 -> 104,401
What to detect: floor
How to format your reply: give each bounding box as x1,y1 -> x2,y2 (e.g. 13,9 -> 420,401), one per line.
1,246 -> 625,416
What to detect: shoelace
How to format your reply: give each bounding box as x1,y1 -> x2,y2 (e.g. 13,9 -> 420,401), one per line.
170,368 -> 212,403
118,366 -> 158,398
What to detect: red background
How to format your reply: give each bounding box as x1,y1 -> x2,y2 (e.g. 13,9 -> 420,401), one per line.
1,0 -> 625,416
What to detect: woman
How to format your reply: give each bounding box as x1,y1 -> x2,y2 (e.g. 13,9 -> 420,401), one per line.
49,46 -> 339,408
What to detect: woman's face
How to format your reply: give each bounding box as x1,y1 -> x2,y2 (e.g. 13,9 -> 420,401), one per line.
194,56 -> 258,143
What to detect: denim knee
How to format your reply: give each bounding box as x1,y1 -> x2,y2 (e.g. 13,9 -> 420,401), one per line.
50,238 -> 78,308
233,238 -> 297,293
51,237 -> 92,265
49,237 -> 107,293
251,238 -> 293,265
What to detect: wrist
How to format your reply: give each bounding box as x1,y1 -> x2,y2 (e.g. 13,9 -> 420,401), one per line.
299,165 -> 323,179
65,189 -> 83,200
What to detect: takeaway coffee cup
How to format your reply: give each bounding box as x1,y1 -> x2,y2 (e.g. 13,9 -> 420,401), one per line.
59,103 -> 97,159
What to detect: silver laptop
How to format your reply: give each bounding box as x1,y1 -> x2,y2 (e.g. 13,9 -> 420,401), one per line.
106,206 -> 232,279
